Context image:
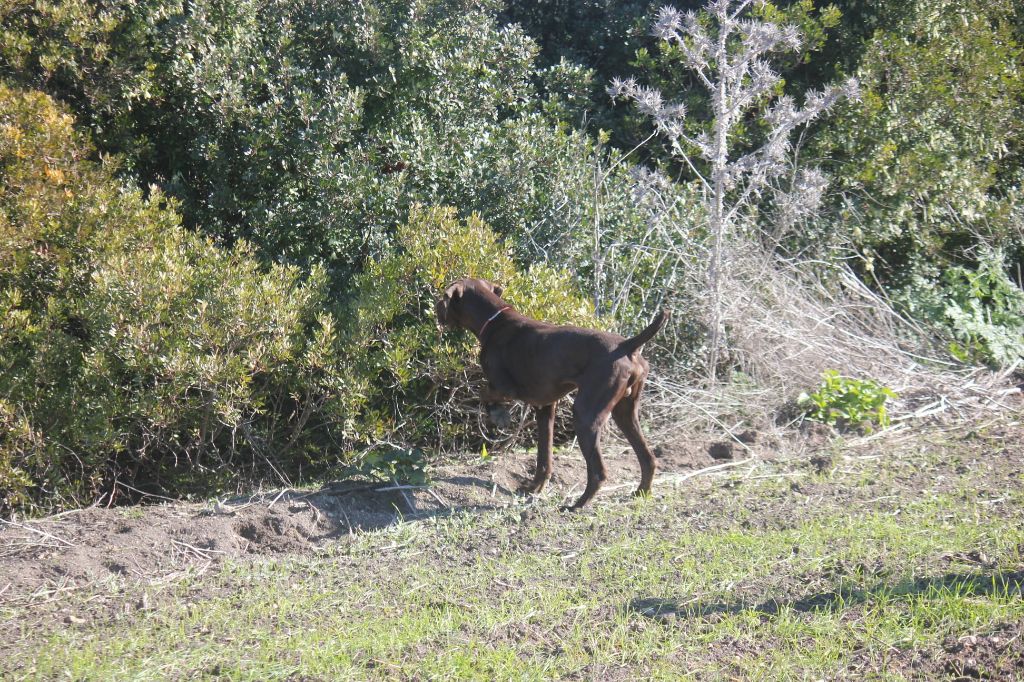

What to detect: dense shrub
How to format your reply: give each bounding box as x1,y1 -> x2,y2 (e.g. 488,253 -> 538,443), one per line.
342,205 -> 602,452
0,0 -> 729,369
816,0 -> 1024,282
896,252 -> 1024,367
0,0 -> 652,296
0,84 -> 346,514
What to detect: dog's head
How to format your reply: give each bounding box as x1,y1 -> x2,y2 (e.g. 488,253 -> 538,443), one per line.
435,278 -> 504,331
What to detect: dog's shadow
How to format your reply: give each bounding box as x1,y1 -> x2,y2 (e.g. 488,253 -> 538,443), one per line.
228,475 -> 523,541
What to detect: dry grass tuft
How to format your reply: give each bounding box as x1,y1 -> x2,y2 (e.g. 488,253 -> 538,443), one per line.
640,245 -> 1021,445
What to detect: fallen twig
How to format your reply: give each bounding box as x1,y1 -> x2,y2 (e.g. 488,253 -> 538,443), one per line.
37,506 -> 96,522
745,472 -> 807,481
0,517 -> 75,547
659,458 -> 755,487
267,488 -> 291,509
391,479 -> 417,514
425,488 -> 450,508
338,507 -> 355,536
299,484 -> 380,498
171,539 -> 226,561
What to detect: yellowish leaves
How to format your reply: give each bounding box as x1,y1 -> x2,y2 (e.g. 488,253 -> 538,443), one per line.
44,166 -> 65,184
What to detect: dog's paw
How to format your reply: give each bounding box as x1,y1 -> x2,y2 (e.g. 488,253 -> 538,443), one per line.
518,480 -> 547,496
518,471 -> 549,495
486,404 -> 513,430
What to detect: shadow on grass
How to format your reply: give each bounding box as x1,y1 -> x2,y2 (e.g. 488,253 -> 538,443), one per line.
629,570 -> 1024,621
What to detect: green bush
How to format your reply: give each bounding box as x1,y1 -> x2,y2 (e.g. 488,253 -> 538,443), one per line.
798,371 -> 897,433
343,205 -> 601,452
0,0 -> 639,295
815,0 -> 1024,284
0,0 -> 708,368
0,84 -> 346,515
897,253 -> 1024,367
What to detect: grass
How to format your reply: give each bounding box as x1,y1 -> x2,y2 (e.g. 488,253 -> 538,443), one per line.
6,426 -> 1024,680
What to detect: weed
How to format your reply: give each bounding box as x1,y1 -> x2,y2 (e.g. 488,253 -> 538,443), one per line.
798,370 -> 897,432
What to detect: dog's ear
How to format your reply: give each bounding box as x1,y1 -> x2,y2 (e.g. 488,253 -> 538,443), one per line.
444,280 -> 466,302
436,281 -> 465,329
434,297 -> 449,329
490,282 -> 504,298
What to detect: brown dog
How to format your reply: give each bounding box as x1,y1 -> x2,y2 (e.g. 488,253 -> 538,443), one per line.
436,278 -> 668,509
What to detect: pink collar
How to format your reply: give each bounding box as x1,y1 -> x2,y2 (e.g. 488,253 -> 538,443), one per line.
478,306 -> 510,339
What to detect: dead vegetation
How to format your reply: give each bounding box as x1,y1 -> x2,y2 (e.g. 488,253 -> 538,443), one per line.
637,246 -> 1022,455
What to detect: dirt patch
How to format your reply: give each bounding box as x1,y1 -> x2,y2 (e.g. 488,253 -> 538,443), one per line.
853,623 -> 1024,680
937,625 -> 1024,680
4,417 -> 1005,605
0,433 -> 737,601
2,418 -> 1023,678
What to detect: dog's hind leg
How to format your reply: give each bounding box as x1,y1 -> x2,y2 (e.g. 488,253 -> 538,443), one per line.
612,378 -> 657,497
522,403 -> 555,494
565,389 -> 620,510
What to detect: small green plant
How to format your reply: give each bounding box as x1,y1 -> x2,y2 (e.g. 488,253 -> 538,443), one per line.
939,257 -> 1024,367
356,447 -> 428,486
798,370 -> 897,432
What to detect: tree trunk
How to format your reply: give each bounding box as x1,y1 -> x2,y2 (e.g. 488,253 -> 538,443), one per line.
707,29 -> 731,384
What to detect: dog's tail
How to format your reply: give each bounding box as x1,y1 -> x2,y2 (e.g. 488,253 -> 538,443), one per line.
619,308 -> 670,357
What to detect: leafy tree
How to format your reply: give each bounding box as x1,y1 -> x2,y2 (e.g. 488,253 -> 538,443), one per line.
816,0 -> 1024,283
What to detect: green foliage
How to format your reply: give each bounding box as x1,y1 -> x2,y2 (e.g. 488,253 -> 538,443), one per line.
343,205 -> 600,451
816,0 -> 1024,282
0,0 -> 710,363
0,400 -> 39,513
502,0 -> 653,74
0,0 -> 638,295
357,446 -> 428,486
0,84 -> 347,514
2,0 -> 1023,511
897,254 -> 1024,367
798,370 -> 897,432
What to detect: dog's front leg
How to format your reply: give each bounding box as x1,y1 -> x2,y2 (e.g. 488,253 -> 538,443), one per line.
521,403 -> 555,494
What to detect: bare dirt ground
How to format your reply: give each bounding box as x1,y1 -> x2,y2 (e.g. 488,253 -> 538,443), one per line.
0,435 -> 720,601
2,412 -> 1023,679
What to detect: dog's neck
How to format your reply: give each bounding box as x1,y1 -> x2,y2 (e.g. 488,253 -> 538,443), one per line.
477,306 -> 510,340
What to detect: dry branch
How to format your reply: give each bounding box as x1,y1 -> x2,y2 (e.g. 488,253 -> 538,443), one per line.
0,518 -> 75,547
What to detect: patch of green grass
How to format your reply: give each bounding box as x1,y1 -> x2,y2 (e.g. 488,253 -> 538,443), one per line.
117,507 -> 146,520
8,433 -> 1024,680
